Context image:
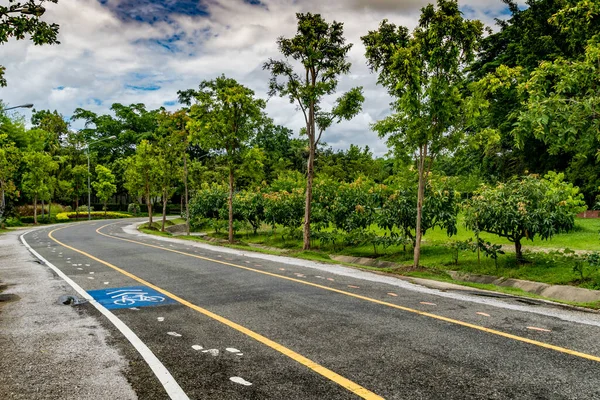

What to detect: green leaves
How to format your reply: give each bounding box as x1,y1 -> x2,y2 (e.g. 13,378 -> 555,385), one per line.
92,165 -> 116,213
464,173 -> 587,261
0,1 -> 60,86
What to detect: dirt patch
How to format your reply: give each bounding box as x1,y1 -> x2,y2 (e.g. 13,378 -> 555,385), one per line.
0,293 -> 20,305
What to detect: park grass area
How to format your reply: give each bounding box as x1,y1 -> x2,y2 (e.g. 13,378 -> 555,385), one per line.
183,216 -> 600,291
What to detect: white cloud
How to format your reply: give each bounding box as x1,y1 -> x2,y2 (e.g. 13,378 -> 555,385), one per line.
2,0 -> 512,156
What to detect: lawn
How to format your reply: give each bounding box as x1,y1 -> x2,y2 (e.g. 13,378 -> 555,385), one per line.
187,216 -> 600,291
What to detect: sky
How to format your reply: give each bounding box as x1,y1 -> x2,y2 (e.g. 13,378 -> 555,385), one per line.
2,0 -> 516,156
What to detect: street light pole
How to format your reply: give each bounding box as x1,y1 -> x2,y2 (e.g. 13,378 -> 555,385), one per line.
2,103 -> 34,111
84,135 -> 116,220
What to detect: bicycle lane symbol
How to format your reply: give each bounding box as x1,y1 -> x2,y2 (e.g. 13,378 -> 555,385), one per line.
88,286 -> 177,310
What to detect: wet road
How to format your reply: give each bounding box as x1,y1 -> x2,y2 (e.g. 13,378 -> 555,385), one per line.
21,220 -> 600,399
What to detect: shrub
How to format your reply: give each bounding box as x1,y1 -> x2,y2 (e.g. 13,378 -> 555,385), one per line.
56,211 -> 130,220
128,203 -> 141,215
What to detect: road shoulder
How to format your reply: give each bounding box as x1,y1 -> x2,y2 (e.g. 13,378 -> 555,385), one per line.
0,228 -> 137,400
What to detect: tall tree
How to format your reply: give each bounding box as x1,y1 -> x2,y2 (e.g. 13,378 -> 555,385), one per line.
21,150 -> 57,224
264,12 -> 364,250
0,134 -> 20,226
124,140 -> 160,225
92,164 -> 116,216
0,0 -> 60,86
362,0 -> 483,267
178,75 -> 265,243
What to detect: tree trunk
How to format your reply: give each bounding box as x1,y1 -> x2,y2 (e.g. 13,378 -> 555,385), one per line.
413,143 -> 427,268
303,145 -> 315,250
146,192 -> 153,225
161,189 -> 167,232
303,97 -> 316,251
104,201 -> 107,216
75,198 -> 79,220
41,200 -> 45,219
33,195 -> 38,225
183,151 -> 190,236
515,238 -> 523,263
228,166 -> 234,244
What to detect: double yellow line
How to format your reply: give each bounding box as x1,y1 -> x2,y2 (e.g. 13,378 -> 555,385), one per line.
48,221 -> 600,399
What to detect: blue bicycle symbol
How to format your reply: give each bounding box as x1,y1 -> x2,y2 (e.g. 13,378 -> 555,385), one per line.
107,289 -> 166,306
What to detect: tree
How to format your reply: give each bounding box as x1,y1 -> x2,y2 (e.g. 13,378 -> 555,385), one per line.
464,172 -> 586,261
0,134 -> 20,225
178,75 -> 265,244
0,0 -> 60,86
264,12 -> 364,250
92,165 -> 116,216
154,129 -> 184,232
362,0 -> 483,267
21,150 -> 57,224
124,140 -> 160,225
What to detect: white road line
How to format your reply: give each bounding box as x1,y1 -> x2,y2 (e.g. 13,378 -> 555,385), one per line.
20,231 -> 189,400
230,377 -> 252,386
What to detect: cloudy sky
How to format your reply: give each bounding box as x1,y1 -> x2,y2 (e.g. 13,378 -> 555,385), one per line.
2,0 -> 515,155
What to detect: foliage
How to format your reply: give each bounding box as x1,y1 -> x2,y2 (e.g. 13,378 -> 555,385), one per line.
0,0 -> 60,86
464,172 -> 587,261
179,75 -> 266,243
56,211 -> 130,220
188,184 -> 228,229
124,140 -> 161,224
262,188 -> 305,231
264,12 -> 364,249
127,203 -> 140,215
92,164 -> 116,214
362,0 -> 483,267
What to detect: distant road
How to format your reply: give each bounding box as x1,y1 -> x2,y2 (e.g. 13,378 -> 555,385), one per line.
23,220 -> 600,399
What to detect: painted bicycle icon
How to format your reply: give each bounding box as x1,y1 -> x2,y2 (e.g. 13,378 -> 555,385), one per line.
107,289 -> 166,306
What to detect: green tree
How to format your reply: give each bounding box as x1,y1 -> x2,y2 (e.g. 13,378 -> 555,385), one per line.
362,0 -> 483,267
154,130 -> 184,231
0,134 -> 20,225
0,0 -> 60,86
464,172 -> 586,261
21,150 -> 57,224
92,164 -> 116,216
124,140 -> 160,225
178,75 -> 265,244
264,12 -> 364,250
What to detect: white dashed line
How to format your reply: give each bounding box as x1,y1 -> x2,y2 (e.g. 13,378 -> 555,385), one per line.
230,377 -> 252,386
167,332 -> 182,337
192,345 -> 203,351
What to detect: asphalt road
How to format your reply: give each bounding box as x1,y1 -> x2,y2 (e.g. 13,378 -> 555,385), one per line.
22,219 -> 600,399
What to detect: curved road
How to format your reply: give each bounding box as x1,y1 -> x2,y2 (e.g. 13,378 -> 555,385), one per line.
22,220 -> 600,399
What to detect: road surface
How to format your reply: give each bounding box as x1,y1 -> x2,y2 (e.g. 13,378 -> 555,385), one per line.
21,220 -> 600,399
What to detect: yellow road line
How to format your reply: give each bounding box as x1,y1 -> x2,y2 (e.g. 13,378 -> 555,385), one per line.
47,225 -> 383,400
93,222 -> 600,365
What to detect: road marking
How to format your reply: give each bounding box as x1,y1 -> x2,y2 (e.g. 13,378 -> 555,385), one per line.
230,377 -> 252,386
348,285 -> 360,289
88,222 -> 600,365
527,326 -> 552,332
192,345 -> 203,351
47,225 -> 384,400
20,232 -> 190,400
420,302 -> 436,306
157,317 -> 165,322
477,312 -> 490,317
203,349 -> 219,356
168,332 -> 182,337
387,293 -> 398,297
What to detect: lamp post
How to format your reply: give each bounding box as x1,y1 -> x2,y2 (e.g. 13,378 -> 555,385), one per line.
2,103 -> 34,111
85,136 -> 116,220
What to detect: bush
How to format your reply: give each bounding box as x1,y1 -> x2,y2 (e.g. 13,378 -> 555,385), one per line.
56,211 -> 131,220
128,203 -> 141,215
77,205 -> 94,212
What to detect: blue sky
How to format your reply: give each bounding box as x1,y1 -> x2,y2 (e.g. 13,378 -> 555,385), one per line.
2,0 -> 516,155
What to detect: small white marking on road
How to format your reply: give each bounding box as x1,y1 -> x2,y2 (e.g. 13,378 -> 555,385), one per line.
230,377 -> 252,386
192,345 -> 203,351
85,264 -> 90,266
78,264 -> 83,266
347,285 -> 360,289
527,326 -> 552,332
89,272 -> 95,274
67,258 -> 71,260
103,282 -> 109,285
476,312 -> 490,317
327,278 -> 334,281
169,244 -> 174,247
130,307 -> 140,310
387,293 -> 398,297
420,302 -> 436,306
254,264 -> 262,267
202,349 -> 219,356
157,317 -> 164,322
167,332 -> 182,337
279,268 -> 285,271
245,261 -> 250,264
226,347 -> 241,353
87,277 -> 94,280
77,267 -> 83,270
